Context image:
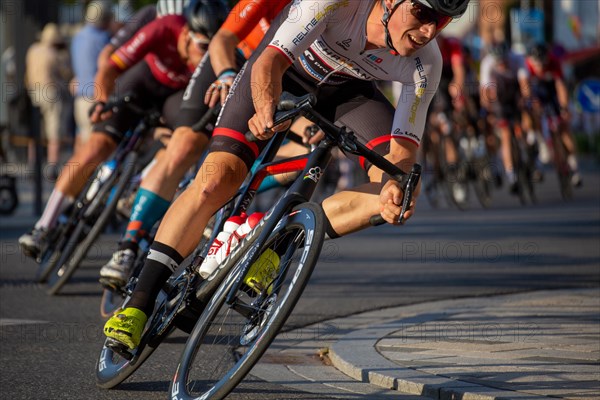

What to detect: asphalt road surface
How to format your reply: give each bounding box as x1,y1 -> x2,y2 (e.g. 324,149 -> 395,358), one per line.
1,159 -> 599,399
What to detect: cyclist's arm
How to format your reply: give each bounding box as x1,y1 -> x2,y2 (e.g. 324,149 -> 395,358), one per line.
515,56 -> 530,102
208,29 -> 240,78
97,44 -> 116,73
249,0 -> 337,138
248,47 -> 291,139
91,62 -> 121,120
98,6 -> 157,72
479,55 -> 496,111
450,56 -> 466,107
379,139 -> 419,225
555,77 -> 569,111
448,42 -> 466,108
380,46 -> 441,224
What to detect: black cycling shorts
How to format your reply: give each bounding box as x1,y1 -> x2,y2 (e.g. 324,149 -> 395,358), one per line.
174,51 -> 247,131
93,61 -> 182,143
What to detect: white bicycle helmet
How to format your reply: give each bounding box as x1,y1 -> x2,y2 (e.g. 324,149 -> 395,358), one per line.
156,0 -> 190,17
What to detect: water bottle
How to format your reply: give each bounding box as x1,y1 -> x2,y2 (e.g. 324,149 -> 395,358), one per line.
86,160 -> 116,201
198,214 -> 245,278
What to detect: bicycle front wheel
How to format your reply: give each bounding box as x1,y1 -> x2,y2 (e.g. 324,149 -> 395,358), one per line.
171,202 -> 325,400
47,153 -> 138,295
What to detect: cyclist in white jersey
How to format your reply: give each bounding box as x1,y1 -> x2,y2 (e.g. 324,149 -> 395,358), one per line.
103,0 -> 470,350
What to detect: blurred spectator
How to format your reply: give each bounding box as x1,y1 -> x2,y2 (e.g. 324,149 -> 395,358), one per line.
25,23 -> 72,176
70,0 -> 112,152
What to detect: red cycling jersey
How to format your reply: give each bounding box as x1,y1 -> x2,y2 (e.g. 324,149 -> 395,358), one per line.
110,15 -> 193,89
221,0 -> 289,59
525,55 -> 564,81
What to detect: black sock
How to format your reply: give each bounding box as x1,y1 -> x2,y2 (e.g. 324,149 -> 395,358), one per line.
119,241 -> 139,254
127,241 -> 184,317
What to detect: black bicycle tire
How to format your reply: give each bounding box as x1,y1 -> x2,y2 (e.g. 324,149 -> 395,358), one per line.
95,325 -> 172,389
0,185 -> 18,215
47,153 -> 139,295
472,155 -> 493,208
524,146 -> 538,204
510,136 -> 527,205
35,224 -> 72,283
171,202 -> 325,400
44,220 -> 87,293
99,289 -> 126,319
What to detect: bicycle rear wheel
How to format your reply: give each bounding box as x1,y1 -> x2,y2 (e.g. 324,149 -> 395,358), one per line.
171,202 -> 324,400
510,136 -> 528,205
471,155 -> 493,208
47,153 -> 138,295
35,223 -> 73,283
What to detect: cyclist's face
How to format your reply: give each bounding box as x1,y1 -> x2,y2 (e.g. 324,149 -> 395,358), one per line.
386,0 -> 446,56
179,27 -> 209,67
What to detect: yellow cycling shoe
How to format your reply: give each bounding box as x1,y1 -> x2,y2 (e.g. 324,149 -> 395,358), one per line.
103,307 -> 147,350
243,249 -> 280,295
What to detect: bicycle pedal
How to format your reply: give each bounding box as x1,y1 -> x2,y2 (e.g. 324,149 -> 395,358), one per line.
105,338 -> 134,360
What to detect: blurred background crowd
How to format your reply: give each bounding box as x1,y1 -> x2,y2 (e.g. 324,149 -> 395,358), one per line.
0,0 -> 599,211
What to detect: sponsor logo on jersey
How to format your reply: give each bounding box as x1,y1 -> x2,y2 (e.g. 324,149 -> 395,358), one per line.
336,39 -> 352,50
125,32 -> 146,55
271,40 -> 295,61
393,129 -> 420,144
366,54 -> 383,64
239,2 -> 255,19
409,57 -> 428,125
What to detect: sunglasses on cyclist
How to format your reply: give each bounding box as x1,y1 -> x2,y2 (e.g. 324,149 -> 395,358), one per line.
409,0 -> 453,31
188,31 -> 210,51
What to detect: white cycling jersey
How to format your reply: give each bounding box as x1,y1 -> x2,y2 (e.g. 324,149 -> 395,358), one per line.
268,0 -> 442,146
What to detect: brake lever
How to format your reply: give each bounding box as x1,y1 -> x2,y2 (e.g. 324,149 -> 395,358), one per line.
369,163 -> 421,226
398,164 -> 421,224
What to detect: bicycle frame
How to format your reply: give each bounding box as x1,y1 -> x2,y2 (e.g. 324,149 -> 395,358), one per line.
221,93 -> 419,306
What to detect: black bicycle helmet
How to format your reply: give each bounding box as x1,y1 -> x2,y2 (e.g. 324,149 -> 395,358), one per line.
381,0 -> 470,53
530,42 -> 549,63
386,0 -> 470,18
184,0 -> 229,38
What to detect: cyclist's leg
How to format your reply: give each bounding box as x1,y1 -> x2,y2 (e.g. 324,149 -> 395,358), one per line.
119,53 -> 247,247
498,118 -> 517,192
555,105 -> 581,186
319,84 -> 411,236
101,55 -> 239,283
104,62 -> 263,346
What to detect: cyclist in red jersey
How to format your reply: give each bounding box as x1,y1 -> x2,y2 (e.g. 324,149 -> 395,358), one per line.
18,2 -> 228,260
522,43 -> 581,187
99,0 -> 291,290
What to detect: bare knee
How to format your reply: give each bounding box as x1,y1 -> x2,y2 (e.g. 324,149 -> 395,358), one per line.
190,155 -> 247,207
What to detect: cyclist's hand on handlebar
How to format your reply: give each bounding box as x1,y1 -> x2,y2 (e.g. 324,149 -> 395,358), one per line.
89,101 -> 112,124
248,105 -> 292,141
379,179 -> 420,225
204,75 -> 235,108
301,125 -> 324,145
